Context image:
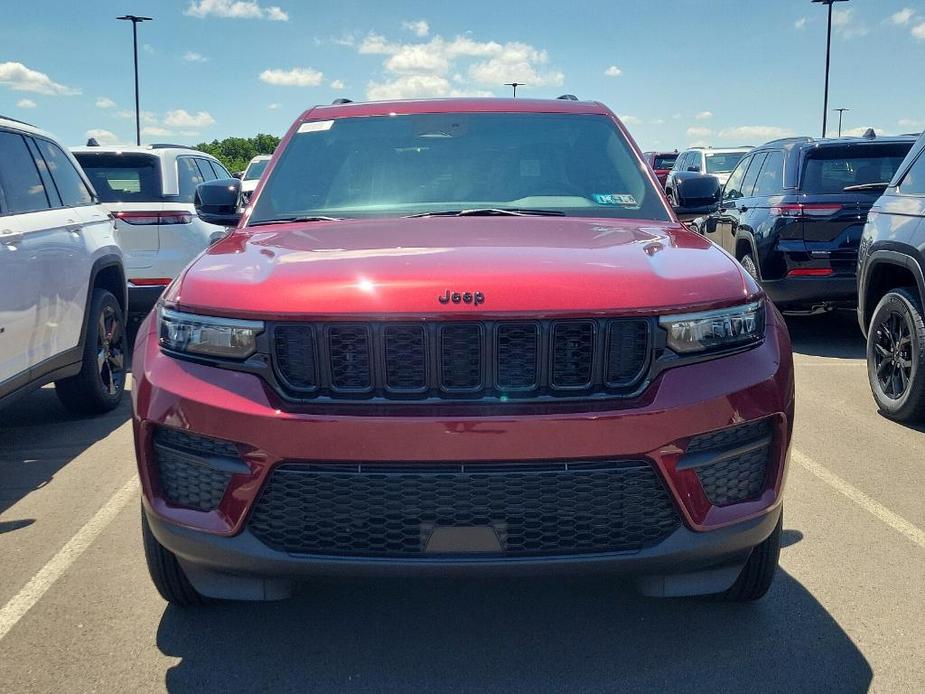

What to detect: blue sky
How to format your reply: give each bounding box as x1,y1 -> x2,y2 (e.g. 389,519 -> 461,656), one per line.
1,0 -> 924,151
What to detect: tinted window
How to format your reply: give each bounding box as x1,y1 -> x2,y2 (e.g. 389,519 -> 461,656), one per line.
722,156 -> 751,201
243,158 -> 270,180
706,152 -> 746,174
0,131 -> 50,214
194,158 -> 217,182
898,149 -> 925,195
754,151 -> 784,197
177,157 -> 206,202
73,152 -> 162,202
740,153 -> 766,198
652,154 -> 677,170
801,144 -> 911,194
208,159 -> 232,179
251,112 -> 670,222
687,153 -> 702,172
34,139 -> 93,207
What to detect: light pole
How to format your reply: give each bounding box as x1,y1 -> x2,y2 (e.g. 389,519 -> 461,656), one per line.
812,0 -> 849,138
832,108 -> 849,137
504,82 -> 525,98
117,14 -> 152,146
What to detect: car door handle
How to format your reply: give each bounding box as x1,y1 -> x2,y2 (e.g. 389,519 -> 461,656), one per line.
0,230 -> 23,246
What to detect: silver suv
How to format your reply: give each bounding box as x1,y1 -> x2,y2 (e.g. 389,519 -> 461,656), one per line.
0,116 -> 127,414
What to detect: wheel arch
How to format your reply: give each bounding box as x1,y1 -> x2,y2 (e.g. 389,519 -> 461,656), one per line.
79,255 -> 127,352
862,250 -> 925,333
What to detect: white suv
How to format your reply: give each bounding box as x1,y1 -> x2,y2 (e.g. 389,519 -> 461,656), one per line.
0,116 -> 127,414
665,147 -> 751,204
71,144 -> 233,319
240,154 -> 271,203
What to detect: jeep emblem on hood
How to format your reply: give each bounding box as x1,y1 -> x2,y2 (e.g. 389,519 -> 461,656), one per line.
439,290 -> 485,305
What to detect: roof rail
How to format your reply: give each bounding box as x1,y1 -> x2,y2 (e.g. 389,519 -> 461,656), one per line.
0,114 -> 36,128
149,143 -> 198,150
556,94 -> 579,101
761,136 -> 814,147
331,98 -> 353,105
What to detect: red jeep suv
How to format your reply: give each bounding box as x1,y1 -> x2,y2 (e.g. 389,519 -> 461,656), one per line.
133,98 -> 794,605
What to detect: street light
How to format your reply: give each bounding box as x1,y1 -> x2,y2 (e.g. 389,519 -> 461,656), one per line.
832,108 -> 849,137
504,82 -> 525,98
812,0 -> 849,138
117,14 -> 153,146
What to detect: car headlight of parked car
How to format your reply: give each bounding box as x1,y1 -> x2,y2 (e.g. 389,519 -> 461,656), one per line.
660,301 -> 764,354
158,307 -> 264,359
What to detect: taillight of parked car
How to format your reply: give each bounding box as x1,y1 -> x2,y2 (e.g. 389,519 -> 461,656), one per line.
115,211 -> 193,225
769,203 -> 844,219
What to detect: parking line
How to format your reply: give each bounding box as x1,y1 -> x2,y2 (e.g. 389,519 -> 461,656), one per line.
792,448 -> 925,549
0,477 -> 139,642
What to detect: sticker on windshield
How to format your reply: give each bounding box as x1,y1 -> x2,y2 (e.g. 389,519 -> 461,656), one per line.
298,120 -> 334,133
592,193 -> 638,207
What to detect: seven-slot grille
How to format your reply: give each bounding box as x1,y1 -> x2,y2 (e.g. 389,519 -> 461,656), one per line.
271,318 -> 651,401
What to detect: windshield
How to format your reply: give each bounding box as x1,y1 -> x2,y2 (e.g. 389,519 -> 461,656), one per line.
653,154 -> 677,170
705,152 -> 746,174
243,158 -> 270,181
73,152 -> 162,202
801,144 -> 912,194
249,112 -> 669,223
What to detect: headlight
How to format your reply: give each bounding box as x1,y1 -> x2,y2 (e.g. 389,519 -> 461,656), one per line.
158,307 -> 263,359
660,301 -> 764,354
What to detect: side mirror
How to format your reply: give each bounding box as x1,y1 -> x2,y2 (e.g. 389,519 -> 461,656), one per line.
687,166 -> 700,172
195,178 -> 242,227
671,172 -> 722,222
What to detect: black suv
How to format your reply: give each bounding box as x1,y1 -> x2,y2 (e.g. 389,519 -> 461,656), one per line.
858,129 -> 925,422
699,133 -> 916,312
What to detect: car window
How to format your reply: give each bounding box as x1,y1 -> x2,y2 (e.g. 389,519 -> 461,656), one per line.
652,154 -> 677,170
898,149 -> 925,196
672,152 -> 688,171
73,152 -> 163,202
194,158 -> 218,182
687,153 -> 702,172
250,112 -> 671,222
706,152 -> 745,174
740,153 -> 766,198
177,157 -> 206,202
801,143 -> 911,194
754,151 -> 784,197
243,158 -> 270,180
0,130 -> 51,214
33,138 -> 93,207
208,159 -> 232,179
722,156 -> 751,202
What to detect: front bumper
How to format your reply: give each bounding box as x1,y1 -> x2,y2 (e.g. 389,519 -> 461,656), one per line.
128,284 -> 167,319
132,308 -> 794,597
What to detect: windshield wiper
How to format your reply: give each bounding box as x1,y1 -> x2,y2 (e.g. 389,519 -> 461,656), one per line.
248,215 -> 342,226
843,182 -> 890,192
404,208 -> 565,218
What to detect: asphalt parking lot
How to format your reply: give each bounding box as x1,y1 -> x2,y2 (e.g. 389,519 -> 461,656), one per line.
1,312 -> 923,693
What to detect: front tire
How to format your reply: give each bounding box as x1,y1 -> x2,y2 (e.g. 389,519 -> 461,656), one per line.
866,288 -> 925,422
141,507 -> 208,607
722,511 -> 782,602
55,288 -> 126,414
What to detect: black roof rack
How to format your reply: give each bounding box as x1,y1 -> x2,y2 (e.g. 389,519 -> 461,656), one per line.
0,114 -> 36,128
331,98 -> 353,105
556,94 -> 579,101
762,136 -> 814,147
149,143 -> 197,150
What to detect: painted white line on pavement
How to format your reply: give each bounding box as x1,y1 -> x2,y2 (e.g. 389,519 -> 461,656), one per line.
793,448 -> 925,549
0,477 -> 139,641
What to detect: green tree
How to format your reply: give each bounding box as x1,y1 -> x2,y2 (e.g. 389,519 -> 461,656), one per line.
195,134 -> 281,174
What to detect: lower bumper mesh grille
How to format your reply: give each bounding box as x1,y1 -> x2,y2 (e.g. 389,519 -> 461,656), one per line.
686,420 -> 774,507
248,462 -> 681,557
152,428 -> 239,511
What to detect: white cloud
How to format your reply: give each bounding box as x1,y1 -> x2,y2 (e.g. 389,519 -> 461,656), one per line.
163,109 -> 215,129
16,98 -> 36,108
0,61 -> 79,95
651,118 -> 665,125
329,79 -> 345,90
686,126 -> 712,138
890,8 -> 915,25
183,51 -> 209,62
143,44 -> 156,54
842,126 -> 886,137
141,126 -> 171,137
85,128 -> 121,145
267,103 -> 281,110
794,17 -> 807,30
618,114 -> 642,125
913,21 -> 925,39
358,32 -> 564,100
832,8 -> 869,39
695,111 -> 713,120
898,118 -> 924,128
259,67 -> 324,86
402,20 -> 429,37
717,125 -> 794,141
185,0 -> 288,21
604,65 -> 622,77
96,97 -> 116,109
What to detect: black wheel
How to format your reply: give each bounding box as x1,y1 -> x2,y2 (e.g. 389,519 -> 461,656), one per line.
740,254 -> 759,280
55,289 -> 127,414
722,511 -> 781,602
141,506 -> 208,606
866,288 -> 925,422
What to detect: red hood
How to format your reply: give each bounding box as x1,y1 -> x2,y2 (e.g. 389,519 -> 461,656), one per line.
170,217 -> 754,318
